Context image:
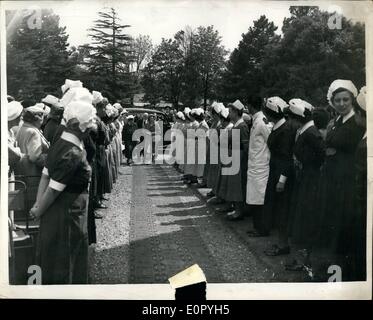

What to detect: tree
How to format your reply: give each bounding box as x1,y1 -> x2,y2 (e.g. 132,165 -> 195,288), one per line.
6,9 -> 74,100
261,6 -> 365,106
219,7 -> 365,108
191,26 -> 228,108
142,38 -> 184,107
85,7 -> 136,101
220,15 -> 280,105
132,34 -> 153,75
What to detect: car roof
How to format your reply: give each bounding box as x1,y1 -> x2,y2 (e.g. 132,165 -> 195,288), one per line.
125,108 -> 166,115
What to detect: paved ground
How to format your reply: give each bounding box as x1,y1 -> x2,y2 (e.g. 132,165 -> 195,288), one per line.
90,160 -> 309,284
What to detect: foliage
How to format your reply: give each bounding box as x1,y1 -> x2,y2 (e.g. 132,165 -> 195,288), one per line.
6,9 -> 74,100
84,8 -> 136,101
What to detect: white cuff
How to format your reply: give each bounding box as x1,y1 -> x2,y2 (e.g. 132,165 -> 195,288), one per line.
42,167 -> 49,176
279,175 -> 287,184
49,179 -> 66,191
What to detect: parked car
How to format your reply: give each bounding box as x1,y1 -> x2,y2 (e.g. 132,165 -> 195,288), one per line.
124,108 -> 172,146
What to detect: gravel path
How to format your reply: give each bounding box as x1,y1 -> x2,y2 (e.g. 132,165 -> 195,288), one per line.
89,166 -> 132,284
89,161 -> 307,284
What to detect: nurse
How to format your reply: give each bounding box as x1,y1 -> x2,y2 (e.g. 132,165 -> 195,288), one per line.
205,103 -> 224,196
314,80 -> 364,281
211,107 -> 233,207
171,111 -> 185,169
179,107 -> 192,175
285,99 -> 325,270
217,100 -> 250,220
261,97 -> 297,256
30,100 -> 96,284
183,108 -> 200,184
193,108 -> 209,182
41,95 -> 64,143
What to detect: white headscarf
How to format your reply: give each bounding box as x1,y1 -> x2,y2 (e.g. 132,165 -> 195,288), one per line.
64,101 -> 97,132
61,79 -> 83,95
265,96 -> 288,113
289,98 -> 314,117
327,79 -> 358,107
92,91 -> 104,105
356,86 -> 366,111
60,87 -> 93,107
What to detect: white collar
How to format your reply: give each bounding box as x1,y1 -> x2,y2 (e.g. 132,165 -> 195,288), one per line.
61,131 -> 84,150
363,131 -> 367,140
272,118 -> 286,131
233,118 -> 244,128
299,120 -> 314,135
337,109 -> 355,124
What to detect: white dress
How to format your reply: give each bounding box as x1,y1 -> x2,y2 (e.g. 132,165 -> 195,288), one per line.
184,120 -> 199,175
246,111 -> 272,205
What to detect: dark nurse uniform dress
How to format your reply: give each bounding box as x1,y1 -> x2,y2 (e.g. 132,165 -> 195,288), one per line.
315,112 -> 364,279
37,131 -> 91,284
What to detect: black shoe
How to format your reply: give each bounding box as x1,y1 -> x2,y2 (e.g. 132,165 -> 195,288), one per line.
207,197 -> 225,205
96,203 -> 108,209
226,211 -> 244,221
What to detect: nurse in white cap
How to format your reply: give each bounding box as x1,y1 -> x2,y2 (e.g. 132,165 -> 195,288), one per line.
261,96 -> 297,256
179,108 -> 192,175
285,99 -> 324,271
183,108 -> 199,183
30,100 -> 96,284
314,80 -> 365,281
210,107 -> 233,205
192,108 -> 209,183
216,100 -> 250,220
42,94 -> 64,143
205,103 -> 224,195
171,111 -> 185,168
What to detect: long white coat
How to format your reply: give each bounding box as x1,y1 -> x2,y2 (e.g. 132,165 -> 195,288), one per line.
246,111 -> 272,205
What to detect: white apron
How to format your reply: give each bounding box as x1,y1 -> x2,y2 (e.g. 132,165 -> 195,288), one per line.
246,111 -> 272,205
193,120 -> 209,177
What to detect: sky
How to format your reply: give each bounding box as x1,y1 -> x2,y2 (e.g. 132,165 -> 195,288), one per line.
53,0 -> 293,51
4,0 -> 369,52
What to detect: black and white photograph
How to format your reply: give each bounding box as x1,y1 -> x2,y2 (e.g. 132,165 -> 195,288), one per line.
1,0 -> 372,299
